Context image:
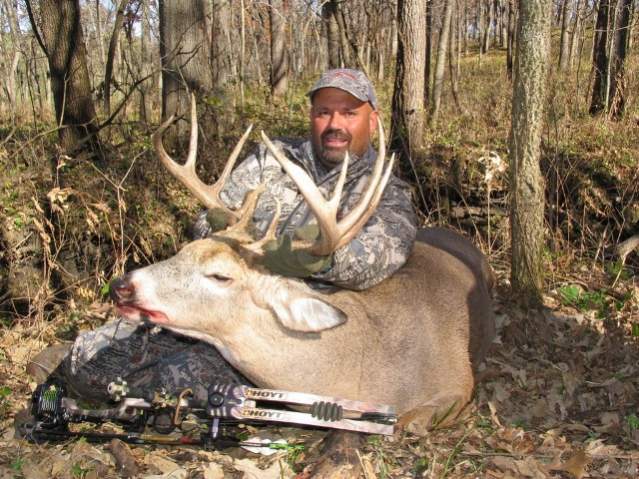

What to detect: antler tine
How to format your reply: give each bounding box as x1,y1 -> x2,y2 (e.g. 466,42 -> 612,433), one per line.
153,94 -> 255,225
332,153 -> 395,251
245,199 -> 282,253
331,117 -> 387,235
260,131 -> 340,241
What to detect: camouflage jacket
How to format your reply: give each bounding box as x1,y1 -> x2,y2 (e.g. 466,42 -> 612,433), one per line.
192,138 -> 417,290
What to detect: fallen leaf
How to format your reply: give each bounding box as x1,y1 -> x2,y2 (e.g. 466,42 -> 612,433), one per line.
142,470 -> 188,479
203,462 -> 225,479
144,452 -> 180,474
107,439 -> 139,477
22,461 -> 51,479
548,449 -> 590,479
233,457 -> 294,479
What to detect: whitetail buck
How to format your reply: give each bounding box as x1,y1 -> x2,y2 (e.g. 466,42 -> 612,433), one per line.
111,97 -> 495,434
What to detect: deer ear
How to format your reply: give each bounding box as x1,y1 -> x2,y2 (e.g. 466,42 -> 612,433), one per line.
265,281 -> 347,333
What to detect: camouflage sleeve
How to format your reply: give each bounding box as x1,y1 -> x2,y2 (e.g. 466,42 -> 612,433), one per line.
311,175 -> 418,290
190,146 -> 274,239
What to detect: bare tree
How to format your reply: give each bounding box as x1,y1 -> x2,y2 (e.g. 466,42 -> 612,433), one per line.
558,0 -> 571,70
589,0 -> 610,115
104,0 -> 130,116
1,0 -> 22,118
608,0 -> 633,118
211,0 -> 234,89
482,0 -> 494,53
391,0 -> 427,175
509,0 -> 551,305
424,0 -> 433,110
507,0 -> 516,79
430,0 -> 454,125
269,0 -> 289,99
26,0 -> 102,157
158,0 -> 211,139
323,0 -> 341,68
568,0 -> 583,68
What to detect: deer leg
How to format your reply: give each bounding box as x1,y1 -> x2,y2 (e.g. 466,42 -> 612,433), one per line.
308,430 -> 366,479
397,392 -> 470,436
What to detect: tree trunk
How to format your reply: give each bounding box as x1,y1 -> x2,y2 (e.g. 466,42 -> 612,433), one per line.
430,0 -> 454,125
569,0 -> 582,68
482,0 -> 493,53
463,0 -> 469,53
391,0 -> 427,176
507,0 -> 516,79
424,0 -> 433,111
92,0 -> 106,68
478,0 -> 485,62
334,5 -> 353,66
138,0 -> 150,123
500,0 -> 508,47
448,0 -> 463,113
269,0 -> 288,99
211,0 -> 233,89
159,0 -> 211,142
30,0 -> 101,157
608,0 -> 632,118
2,0 -> 21,116
104,0 -> 129,116
509,0 -> 551,305
589,0 -> 610,115
558,0 -> 571,70
323,0 -> 340,68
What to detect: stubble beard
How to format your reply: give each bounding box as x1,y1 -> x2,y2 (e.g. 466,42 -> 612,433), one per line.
313,129 -> 352,168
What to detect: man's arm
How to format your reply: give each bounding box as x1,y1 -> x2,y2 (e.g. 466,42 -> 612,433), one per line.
191,144 -> 280,239
311,175 -> 418,290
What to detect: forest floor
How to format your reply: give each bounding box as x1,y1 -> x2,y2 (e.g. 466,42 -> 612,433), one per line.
0,270 -> 637,478
1,50 -> 639,477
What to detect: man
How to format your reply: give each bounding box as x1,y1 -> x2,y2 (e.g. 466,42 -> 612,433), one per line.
195,68 -> 416,289
27,69 -> 417,403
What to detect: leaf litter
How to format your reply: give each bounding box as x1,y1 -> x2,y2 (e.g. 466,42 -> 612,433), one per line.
0,275 -> 638,478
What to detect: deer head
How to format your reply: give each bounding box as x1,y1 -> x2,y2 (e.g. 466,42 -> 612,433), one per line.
111,95 -> 394,338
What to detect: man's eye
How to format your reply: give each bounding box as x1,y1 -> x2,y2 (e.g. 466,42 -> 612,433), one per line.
206,273 -> 232,283
344,111 -> 357,117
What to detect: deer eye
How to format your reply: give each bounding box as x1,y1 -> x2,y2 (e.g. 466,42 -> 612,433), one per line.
205,273 -> 232,283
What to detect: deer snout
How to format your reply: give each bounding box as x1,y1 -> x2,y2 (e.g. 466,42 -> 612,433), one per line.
110,276 -> 136,303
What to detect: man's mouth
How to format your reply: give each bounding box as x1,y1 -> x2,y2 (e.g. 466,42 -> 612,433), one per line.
323,138 -> 348,148
322,132 -> 350,149
115,304 -> 170,324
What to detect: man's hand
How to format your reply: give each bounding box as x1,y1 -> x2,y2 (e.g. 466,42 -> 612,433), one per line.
263,225 -> 332,278
206,208 -> 232,233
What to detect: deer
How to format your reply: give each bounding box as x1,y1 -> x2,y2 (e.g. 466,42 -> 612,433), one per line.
110,97 -> 496,443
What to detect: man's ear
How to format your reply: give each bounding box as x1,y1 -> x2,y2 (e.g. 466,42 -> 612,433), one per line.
369,110 -> 379,136
259,279 -> 347,333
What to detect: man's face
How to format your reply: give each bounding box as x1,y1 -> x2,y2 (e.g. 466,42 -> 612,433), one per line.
310,87 -> 378,167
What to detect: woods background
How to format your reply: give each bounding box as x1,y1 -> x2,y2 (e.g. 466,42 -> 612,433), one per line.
0,0 -> 637,331
1,1 -> 639,477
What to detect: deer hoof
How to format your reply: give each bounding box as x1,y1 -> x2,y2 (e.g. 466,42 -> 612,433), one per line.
398,394 -> 468,435
307,431 -> 365,478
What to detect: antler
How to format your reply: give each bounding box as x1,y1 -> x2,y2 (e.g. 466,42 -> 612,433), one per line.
260,119 -> 395,256
152,94 -> 255,226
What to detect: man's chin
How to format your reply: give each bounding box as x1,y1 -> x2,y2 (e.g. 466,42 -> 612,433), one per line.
318,148 -> 347,166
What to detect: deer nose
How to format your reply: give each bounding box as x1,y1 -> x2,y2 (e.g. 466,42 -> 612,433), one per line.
110,276 -> 135,303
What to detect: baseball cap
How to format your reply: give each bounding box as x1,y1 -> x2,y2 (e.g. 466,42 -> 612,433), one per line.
308,68 -> 378,111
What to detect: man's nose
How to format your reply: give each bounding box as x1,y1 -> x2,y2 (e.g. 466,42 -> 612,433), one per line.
326,112 -> 346,130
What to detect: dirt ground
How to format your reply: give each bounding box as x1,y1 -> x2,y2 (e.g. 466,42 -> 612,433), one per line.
0,270 -> 637,478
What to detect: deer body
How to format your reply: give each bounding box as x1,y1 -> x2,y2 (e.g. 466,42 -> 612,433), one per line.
112,97 -> 495,430
113,228 -> 494,426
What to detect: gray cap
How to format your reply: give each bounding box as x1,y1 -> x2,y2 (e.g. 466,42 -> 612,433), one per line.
308,69 -> 378,110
